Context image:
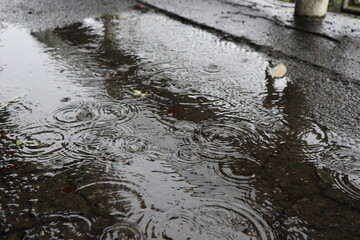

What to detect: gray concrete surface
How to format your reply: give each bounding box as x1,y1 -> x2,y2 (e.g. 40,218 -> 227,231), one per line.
0,0 -> 133,30
139,0 -> 360,82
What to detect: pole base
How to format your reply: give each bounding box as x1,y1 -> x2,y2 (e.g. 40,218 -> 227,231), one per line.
295,0 -> 329,18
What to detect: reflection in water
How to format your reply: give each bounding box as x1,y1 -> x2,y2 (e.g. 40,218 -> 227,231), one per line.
189,120 -> 271,162
0,100 -> 35,130
100,223 -> 144,240
43,100 -> 140,130
24,213 -> 94,239
16,126 -> 66,160
141,200 -> 273,240
214,158 -> 259,184
0,6 -> 359,240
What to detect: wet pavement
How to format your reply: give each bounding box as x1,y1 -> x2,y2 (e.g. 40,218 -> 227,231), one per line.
140,0 -> 360,80
0,0 -> 360,239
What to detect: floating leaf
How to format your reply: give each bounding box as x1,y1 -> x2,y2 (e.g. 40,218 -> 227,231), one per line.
133,4 -> 149,12
168,106 -> 182,115
61,185 -> 76,193
270,63 -> 287,78
132,89 -> 148,97
16,139 -> 24,145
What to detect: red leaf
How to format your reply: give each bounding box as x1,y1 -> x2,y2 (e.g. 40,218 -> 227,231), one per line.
133,4 -> 149,12
168,106 -> 182,115
62,186 -> 76,193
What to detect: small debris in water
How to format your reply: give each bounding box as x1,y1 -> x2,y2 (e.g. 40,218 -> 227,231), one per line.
43,172 -> 55,178
132,89 -> 148,97
270,63 -> 287,78
60,97 -> 71,102
15,139 -> 23,146
61,186 -> 77,193
133,4 -> 149,13
29,199 -> 39,204
219,34 -> 234,41
168,106 -> 182,115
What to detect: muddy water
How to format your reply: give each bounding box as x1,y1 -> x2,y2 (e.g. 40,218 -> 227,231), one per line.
0,4 -> 360,240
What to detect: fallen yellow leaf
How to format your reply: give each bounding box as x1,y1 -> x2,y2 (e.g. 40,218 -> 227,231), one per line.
132,89 -> 148,97
270,63 -> 287,78
16,139 -> 24,145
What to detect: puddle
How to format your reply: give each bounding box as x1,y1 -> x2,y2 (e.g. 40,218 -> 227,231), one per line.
0,3 -> 359,240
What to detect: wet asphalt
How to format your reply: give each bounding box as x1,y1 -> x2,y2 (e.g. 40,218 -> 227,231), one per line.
0,0 -> 360,240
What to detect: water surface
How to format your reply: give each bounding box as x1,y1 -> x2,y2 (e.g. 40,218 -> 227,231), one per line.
0,2 -> 359,240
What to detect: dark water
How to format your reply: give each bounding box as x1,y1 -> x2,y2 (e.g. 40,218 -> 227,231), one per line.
0,3 -> 359,240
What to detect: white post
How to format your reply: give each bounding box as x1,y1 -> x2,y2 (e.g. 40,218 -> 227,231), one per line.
295,0 -> 329,18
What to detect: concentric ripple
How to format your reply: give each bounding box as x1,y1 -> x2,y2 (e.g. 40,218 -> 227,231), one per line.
0,101 -> 35,129
17,125 -> 66,160
334,172 -> 360,200
173,144 -> 203,164
44,101 -> 140,130
100,224 -> 143,240
203,64 -> 222,74
190,121 -> 270,162
119,136 -> 153,157
168,121 -> 197,137
66,125 -> 154,161
76,180 -> 146,220
142,200 -> 273,240
294,121 -> 329,161
23,213 -> 93,239
214,157 -> 260,185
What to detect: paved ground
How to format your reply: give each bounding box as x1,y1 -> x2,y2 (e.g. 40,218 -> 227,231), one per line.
1,0 -> 359,163
0,1 -> 360,239
139,0 -> 360,82
1,0 -> 359,81
0,0 -> 359,160
1,0 -> 358,81
137,0 -> 360,144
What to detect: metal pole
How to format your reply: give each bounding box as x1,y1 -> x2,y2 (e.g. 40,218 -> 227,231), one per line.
295,0 -> 329,17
